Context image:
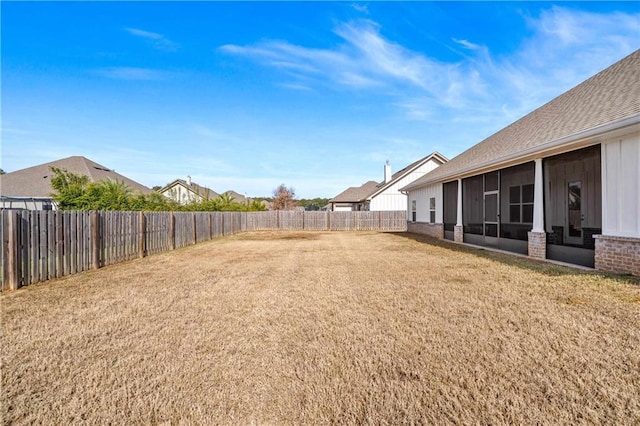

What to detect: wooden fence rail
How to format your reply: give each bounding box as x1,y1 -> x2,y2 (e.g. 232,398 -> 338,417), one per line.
1,210 -> 406,290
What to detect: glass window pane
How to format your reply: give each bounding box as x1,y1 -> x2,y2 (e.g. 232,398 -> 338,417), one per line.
522,204 -> 534,223
430,211 -> 436,223
485,193 -> 498,222
509,186 -> 520,204
510,205 -> 520,222
568,181 -> 581,237
429,197 -> 436,209
522,184 -> 534,203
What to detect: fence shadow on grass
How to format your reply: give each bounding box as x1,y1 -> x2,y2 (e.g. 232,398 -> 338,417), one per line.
394,232 -> 640,285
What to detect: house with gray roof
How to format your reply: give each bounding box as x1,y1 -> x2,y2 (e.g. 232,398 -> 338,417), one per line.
329,153 -> 447,212
329,181 -> 380,211
160,176 -> 219,205
0,156 -> 152,210
402,49 -> 640,276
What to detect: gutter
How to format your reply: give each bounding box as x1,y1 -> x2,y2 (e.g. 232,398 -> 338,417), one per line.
404,114 -> 640,191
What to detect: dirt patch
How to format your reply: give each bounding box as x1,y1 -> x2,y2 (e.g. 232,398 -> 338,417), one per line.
2,231 -> 639,424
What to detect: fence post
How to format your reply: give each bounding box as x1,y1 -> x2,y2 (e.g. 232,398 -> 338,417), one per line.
169,212 -> 175,250
277,210 -> 280,229
138,211 -> 146,258
378,211 -> 382,230
6,211 -> 19,290
327,210 -> 330,231
192,213 -> 197,245
92,211 -> 100,269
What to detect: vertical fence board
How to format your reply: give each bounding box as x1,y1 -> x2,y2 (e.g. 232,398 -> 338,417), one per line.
2,210 -> 406,289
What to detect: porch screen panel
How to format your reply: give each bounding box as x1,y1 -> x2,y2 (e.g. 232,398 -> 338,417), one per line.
499,162 -> 534,241
463,175 -> 483,235
443,181 -> 458,231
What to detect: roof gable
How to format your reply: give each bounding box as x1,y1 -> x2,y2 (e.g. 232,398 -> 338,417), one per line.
160,179 -> 219,200
368,152 -> 447,199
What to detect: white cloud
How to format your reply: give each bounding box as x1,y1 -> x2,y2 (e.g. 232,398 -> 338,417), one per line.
219,7 -> 639,127
351,3 -> 369,14
125,27 -> 179,51
96,67 -> 170,81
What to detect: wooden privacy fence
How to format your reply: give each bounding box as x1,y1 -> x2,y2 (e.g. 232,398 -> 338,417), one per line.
1,210 -> 406,290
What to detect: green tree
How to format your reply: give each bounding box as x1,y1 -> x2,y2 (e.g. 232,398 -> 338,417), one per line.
50,167 -> 91,209
50,167 -> 177,211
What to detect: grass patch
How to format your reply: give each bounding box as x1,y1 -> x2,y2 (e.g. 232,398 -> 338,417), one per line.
2,231 -> 639,424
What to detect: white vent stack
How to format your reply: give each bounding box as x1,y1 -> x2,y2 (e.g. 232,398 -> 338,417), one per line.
187,175 -> 192,185
384,160 -> 392,183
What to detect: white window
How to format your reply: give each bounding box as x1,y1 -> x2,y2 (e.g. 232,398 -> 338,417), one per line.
429,197 -> 436,223
411,200 -> 417,222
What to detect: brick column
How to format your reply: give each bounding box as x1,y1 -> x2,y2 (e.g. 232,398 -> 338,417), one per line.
595,235 -> 640,276
454,225 -> 464,243
528,231 -> 546,260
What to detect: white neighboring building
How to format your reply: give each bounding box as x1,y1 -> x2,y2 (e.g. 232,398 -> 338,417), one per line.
160,176 -> 219,205
368,153 -> 447,211
328,153 -> 447,212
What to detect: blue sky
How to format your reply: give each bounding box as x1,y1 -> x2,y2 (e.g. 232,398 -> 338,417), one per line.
2,2 -> 639,198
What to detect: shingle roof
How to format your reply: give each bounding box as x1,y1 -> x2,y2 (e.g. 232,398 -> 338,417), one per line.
222,190 -> 247,203
330,181 -> 380,203
405,49 -> 640,190
0,156 -> 152,197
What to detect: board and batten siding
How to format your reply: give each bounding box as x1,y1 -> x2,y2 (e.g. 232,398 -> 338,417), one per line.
602,131 -> 640,238
407,183 -> 443,223
370,159 -> 442,211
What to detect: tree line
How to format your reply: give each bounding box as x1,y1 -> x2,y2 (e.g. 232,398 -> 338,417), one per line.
50,168 -> 265,212
49,168 -> 330,212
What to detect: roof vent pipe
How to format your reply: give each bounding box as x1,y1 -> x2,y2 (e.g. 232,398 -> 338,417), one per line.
187,175 -> 192,185
384,160 -> 392,183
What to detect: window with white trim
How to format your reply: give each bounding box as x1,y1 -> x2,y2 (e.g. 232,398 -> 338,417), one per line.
411,200 -> 417,222
509,184 -> 534,223
429,197 -> 436,223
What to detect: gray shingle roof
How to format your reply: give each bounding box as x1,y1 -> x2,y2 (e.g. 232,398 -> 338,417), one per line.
330,181 -> 380,203
405,49 -> 640,190
0,156 -> 152,197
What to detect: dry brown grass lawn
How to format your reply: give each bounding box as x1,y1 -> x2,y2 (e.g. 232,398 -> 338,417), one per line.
2,231 -> 639,425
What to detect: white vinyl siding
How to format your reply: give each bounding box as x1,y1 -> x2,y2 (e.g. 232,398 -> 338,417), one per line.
407,183 -> 443,223
370,158 -> 442,211
602,131 -> 640,238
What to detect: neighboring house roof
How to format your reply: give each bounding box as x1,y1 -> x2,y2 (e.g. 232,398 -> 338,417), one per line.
0,156 -> 152,197
367,152 -> 448,200
404,49 -> 640,191
330,181 -> 380,203
160,179 -> 219,200
222,190 -> 247,203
